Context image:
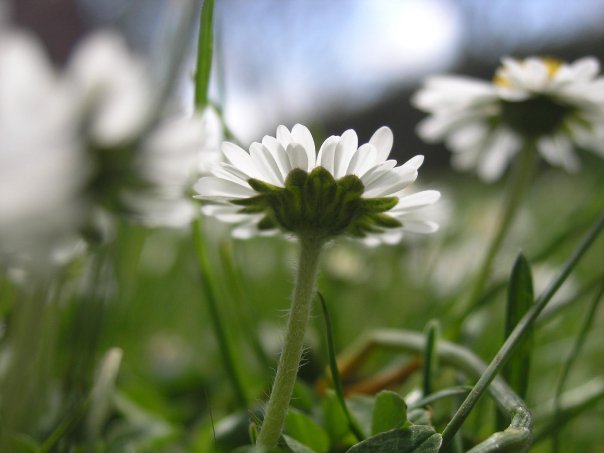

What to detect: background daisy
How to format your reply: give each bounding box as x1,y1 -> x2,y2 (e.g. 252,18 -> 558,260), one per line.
413,57 -> 604,181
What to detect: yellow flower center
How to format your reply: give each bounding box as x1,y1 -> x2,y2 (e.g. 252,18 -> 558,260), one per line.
493,57 -> 563,88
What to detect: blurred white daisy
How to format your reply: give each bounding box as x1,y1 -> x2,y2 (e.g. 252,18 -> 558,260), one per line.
121,108 -> 223,227
194,125 -> 440,245
0,30 -> 88,268
413,57 -> 604,181
68,31 -> 153,147
0,24 -> 218,274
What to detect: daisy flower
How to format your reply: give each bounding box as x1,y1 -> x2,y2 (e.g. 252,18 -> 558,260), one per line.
194,124 -> 440,245
0,30 -> 88,268
67,31 -> 153,147
413,57 -> 604,181
121,108 -> 223,227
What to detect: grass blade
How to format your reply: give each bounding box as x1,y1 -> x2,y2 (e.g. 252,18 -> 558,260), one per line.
422,320 -> 439,399
317,293 -> 364,442
192,217 -> 248,407
194,0 -> 215,109
497,254 -> 534,430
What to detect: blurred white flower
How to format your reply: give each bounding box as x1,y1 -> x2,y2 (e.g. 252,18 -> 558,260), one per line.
195,125 -> 440,245
0,30 -> 88,266
0,23 -> 216,273
413,57 -> 604,181
68,31 -> 153,146
122,107 -> 223,227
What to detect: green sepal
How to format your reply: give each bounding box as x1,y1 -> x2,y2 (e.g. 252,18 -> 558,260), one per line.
370,214 -> 402,229
360,197 -> 398,213
248,178 -> 281,194
231,195 -> 266,207
258,216 -> 278,231
285,168 -> 309,189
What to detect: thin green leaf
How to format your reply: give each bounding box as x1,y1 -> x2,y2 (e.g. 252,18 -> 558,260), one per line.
347,426 -> 442,453
317,293 -> 365,441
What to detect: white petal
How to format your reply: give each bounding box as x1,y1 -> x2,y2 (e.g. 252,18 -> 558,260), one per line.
369,126 -> 393,163
202,205 -> 250,223
250,142 -> 283,186
232,223 -> 259,240
194,176 -> 255,200
363,165 -> 417,198
403,220 -> 439,234
276,125 -> 293,147
316,136 -> 339,174
369,126 -> 394,162
537,135 -> 580,172
360,160 -> 398,188
346,143 -> 378,177
380,231 -> 404,245
287,143 -> 308,171
477,129 -> 520,182
262,136 -> 292,178
392,190 -> 441,213
222,142 -> 258,178
564,57 -> 599,83
334,129 -> 358,178
402,155 -> 424,170
212,163 -> 250,186
291,124 -> 316,168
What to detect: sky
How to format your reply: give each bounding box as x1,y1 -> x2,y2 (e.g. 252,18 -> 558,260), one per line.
75,0 -> 604,142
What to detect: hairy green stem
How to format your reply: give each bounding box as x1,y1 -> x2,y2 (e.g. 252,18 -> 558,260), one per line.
256,236 -> 325,449
441,207 -> 604,447
456,143 -> 536,323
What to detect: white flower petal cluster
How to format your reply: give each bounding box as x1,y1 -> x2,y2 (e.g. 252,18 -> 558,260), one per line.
195,125 -> 440,245
413,57 -> 604,181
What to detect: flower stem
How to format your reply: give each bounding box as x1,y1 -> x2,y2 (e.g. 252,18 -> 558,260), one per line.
456,142 -> 537,323
256,236 -> 325,449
